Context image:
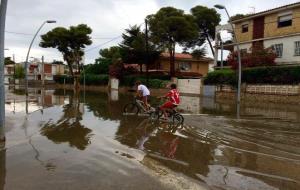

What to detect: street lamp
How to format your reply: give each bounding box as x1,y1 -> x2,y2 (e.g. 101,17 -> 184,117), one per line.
215,4 -> 242,115
24,20 -> 56,114
0,0 -> 8,142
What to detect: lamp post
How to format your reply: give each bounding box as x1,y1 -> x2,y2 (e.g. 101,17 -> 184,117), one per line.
145,19 -> 149,86
215,4 -> 242,117
0,0 -> 8,142
24,20 -> 56,114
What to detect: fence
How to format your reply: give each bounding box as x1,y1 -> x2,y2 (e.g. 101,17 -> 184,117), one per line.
216,84 -> 300,96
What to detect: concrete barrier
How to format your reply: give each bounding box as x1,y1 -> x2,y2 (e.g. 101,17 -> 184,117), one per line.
110,89 -> 119,101
177,78 -> 201,95
217,84 -> 300,96
177,95 -> 201,114
110,78 -> 119,90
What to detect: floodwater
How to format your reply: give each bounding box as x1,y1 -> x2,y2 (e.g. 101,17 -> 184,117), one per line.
1,86 -> 300,190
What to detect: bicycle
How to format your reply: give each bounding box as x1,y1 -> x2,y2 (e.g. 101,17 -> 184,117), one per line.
149,99 -> 184,127
123,97 -> 154,115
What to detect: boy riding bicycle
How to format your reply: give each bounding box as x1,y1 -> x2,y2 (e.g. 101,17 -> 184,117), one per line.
160,83 -> 180,119
135,81 -> 151,111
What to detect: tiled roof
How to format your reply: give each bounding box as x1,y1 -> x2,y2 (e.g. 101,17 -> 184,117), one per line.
161,52 -> 193,59
232,2 -> 300,23
160,52 -> 213,61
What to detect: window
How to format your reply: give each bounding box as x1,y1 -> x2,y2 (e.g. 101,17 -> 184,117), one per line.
242,24 -> 249,33
179,62 -> 191,71
295,41 -> 300,56
271,44 -> 283,58
278,14 -> 292,28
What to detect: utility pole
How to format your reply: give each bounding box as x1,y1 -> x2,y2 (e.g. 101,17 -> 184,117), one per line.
12,53 -> 15,84
215,4 -> 242,119
221,40 -> 224,68
41,55 -> 45,86
24,20 -> 56,107
0,0 -> 8,142
145,19 -> 149,86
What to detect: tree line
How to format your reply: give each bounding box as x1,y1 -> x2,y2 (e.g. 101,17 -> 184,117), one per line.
39,5 -> 221,78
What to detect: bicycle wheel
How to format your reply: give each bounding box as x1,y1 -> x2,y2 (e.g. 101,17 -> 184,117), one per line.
123,103 -> 139,115
172,113 -> 184,126
149,108 -> 163,121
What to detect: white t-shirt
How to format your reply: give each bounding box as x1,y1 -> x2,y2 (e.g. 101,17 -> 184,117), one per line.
138,84 -> 150,97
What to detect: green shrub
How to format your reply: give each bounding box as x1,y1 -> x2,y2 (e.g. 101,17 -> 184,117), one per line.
54,74 -> 109,85
204,69 -> 237,86
243,66 -> 300,84
145,79 -> 168,89
53,75 -> 74,84
80,74 -> 109,85
14,65 -> 25,79
204,66 -> 300,86
121,75 -> 137,87
121,75 -> 168,88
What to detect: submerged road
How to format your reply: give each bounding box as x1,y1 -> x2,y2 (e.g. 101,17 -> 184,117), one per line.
2,86 -> 300,190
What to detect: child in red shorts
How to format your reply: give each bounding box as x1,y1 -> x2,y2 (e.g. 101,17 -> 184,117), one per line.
160,83 -> 180,119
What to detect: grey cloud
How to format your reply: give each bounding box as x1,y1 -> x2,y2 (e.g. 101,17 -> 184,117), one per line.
4,0 -> 300,63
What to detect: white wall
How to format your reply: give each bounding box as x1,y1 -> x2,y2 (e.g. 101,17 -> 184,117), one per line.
264,35 -> 300,64
110,78 -> 119,90
208,63 -> 215,72
52,65 -> 57,75
234,43 -> 252,52
45,75 -> 53,81
177,96 -> 200,114
177,79 -> 201,95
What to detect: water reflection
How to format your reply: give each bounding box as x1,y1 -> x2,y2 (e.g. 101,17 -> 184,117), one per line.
116,118 -> 213,181
40,95 -> 92,150
0,142 -> 5,190
4,87 -> 300,189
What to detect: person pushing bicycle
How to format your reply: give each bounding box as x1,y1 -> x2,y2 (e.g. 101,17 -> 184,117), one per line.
160,83 -> 180,119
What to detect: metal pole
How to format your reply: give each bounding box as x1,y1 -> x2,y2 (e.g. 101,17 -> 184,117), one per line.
13,53 -> 15,86
83,65 -> 85,104
25,21 -> 47,103
41,87 -> 44,114
224,8 -> 242,108
221,41 -> 224,68
145,19 -> 149,86
41,55 -> 45,86
0,0 -> 8,142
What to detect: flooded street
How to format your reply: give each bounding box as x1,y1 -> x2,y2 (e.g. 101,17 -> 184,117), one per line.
1,86 -> 300,190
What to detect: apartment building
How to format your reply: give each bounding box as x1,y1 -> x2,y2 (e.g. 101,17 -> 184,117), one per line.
215,2 -> 300,65
28,62 -> 65,81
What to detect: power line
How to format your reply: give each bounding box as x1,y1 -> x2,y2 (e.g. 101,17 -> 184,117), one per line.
5,31 -> 33,36
5,30 -> 118,40
85,35 -> 122,52
6,21 -> 146,54
86,22 -> 145,53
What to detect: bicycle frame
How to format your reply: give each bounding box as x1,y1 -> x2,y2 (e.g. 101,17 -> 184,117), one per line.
135,98 -> 148,112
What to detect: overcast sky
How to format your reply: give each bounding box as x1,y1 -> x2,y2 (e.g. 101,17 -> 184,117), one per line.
4,0 -> 300,63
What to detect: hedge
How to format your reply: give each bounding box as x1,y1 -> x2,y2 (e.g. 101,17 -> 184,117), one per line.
204,69 -> 237,86
53,74 -> 166,88
204,66 -> 300,86
54,74 -> 109,85
80,74 -> 109,85
53,75 -> 74,84
121,75 -> 168,88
